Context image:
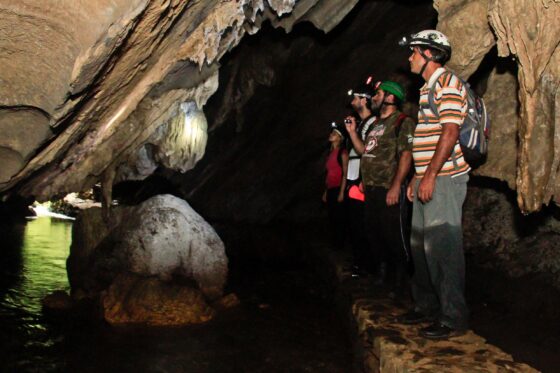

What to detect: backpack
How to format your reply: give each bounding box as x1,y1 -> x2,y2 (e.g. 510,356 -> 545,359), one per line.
427,70 -> 490,168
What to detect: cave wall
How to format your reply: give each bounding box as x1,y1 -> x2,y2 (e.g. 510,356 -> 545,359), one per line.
0,0 -> 559,217
436,0 -> 560,213
0,0 -> 361,202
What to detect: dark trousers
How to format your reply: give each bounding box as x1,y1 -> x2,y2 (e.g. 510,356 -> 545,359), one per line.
345,193 -> 369,271
410,175 -> 469,330
326,188 -> 345,249
364,186 -> 409,273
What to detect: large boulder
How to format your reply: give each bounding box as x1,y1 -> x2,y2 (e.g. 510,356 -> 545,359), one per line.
68,194 -> 228,301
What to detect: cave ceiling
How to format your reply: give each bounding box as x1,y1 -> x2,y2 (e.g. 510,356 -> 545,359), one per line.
0,0 -> 559,216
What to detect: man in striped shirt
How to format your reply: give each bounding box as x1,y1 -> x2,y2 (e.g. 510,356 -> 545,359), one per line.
397,30 -> 470,339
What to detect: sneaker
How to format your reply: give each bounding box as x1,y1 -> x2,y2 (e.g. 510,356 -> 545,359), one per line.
396,310 -> 435,325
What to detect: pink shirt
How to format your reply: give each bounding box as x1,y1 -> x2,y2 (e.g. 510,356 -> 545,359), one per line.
325,148 -> 346,189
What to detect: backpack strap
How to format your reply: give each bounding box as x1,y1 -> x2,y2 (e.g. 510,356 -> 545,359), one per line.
427,70 -> 452,119
428,70 -> 464,171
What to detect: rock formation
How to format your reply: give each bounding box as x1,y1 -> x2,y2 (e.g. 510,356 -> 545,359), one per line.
68,194 -> 228,301
437,0 -> 560,213
0,0 -> 361,205
1,0 -> 559,214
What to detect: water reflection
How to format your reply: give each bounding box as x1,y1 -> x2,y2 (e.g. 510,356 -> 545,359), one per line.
0,218 -> 72,372
1,218 -> 71,314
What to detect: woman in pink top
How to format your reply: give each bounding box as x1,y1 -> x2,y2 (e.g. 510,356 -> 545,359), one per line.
322,124 -> 349,250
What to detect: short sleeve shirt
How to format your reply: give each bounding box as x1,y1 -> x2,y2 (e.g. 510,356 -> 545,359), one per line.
413,67 -> 470,177
360,111 -> 415,188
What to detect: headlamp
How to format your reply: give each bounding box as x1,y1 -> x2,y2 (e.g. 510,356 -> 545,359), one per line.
398,35 -> 411,47
347,89 -> 354,96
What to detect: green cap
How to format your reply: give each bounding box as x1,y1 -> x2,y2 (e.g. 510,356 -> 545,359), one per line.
378,81 -> 405,101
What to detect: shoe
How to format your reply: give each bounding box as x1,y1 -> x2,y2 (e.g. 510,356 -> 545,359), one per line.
420,322 -> 465,340
396,310 -> 435,325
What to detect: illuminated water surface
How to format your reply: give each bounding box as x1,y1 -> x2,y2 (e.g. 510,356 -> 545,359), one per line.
2,218 -> 71,313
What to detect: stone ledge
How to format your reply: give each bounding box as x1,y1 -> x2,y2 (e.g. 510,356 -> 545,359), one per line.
323,250 -> 539,373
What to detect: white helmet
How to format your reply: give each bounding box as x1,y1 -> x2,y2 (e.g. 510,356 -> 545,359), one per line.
399,30 -> 451,59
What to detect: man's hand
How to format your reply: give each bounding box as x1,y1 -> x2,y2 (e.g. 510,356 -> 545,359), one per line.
322,190 -> 327,203
406,176 -> 416,202
386,184 -> 400,206
344,116 -> 357,133
417,174 -> 436,203
337,192 -> 344,203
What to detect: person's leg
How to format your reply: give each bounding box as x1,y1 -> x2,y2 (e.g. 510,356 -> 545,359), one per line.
364,186 -> 387,281
345,194 -> 369,272
373,187 -> 406,290
327,188 -> 345,250
409,179 -> 440,317
422,175 -> 469,331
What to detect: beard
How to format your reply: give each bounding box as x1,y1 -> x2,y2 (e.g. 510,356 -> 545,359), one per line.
370,100 -> 382,115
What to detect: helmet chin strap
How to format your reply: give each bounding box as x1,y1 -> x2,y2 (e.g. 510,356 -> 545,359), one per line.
418,48 -> 434,76
382,101 -> 397,106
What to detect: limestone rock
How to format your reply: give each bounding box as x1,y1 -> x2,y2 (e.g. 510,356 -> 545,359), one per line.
475,65 -> 519,188
69,194 -> 228,301
435,0 -> 496,79
102,273 -> 214,326
0,0 -> 361,202
488,1 -> 560,212
464,184 -> 560,291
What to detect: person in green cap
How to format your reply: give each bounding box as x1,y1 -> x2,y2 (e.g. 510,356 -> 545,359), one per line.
345,80 -> 415,293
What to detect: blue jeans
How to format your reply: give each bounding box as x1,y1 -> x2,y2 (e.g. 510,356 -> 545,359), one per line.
410,174 -> 469,330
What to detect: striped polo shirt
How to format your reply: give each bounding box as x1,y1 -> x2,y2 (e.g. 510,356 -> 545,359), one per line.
413,67 -> 471,178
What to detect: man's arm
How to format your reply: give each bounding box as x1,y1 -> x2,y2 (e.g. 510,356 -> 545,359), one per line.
386,150 -> 412,206
387,116 -> 415,205
345,117 -> 365,155
416,123 -> 459,202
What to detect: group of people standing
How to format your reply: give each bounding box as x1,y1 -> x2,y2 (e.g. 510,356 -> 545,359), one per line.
323,29 -> 471,340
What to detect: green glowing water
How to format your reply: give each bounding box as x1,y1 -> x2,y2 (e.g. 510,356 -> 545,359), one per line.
2,217 -> 72,314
